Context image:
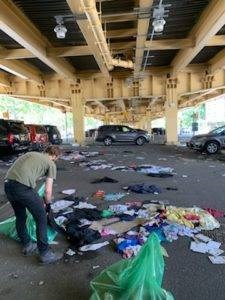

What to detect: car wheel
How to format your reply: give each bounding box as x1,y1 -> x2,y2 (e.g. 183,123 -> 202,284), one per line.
104,137 -> 113,146
205,141 -> 220,154
136,137 -> 146,146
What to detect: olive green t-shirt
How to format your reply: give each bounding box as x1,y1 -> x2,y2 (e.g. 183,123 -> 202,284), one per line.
6,152 -> 56,189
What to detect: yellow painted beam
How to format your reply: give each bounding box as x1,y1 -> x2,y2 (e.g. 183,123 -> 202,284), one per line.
134,0 -> 153,76
0,59 -> 42,83
0,0 -> 76,79
66,0 -> 109,76
172,0 -> 225,74
0,71 -> 10,87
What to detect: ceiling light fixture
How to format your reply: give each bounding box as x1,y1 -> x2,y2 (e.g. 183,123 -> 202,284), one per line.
152,18 -> 166,33
54,16 -> 67,39
152,4 -> 166,33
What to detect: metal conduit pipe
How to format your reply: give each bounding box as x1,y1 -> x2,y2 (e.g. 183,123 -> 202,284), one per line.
112,58 -> 134,69
81,0 -> 133,70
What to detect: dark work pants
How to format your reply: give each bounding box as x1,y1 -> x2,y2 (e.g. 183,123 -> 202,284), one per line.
4,180 -> 49,254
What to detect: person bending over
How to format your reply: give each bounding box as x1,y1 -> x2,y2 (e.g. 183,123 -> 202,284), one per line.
4,145 -> 62,264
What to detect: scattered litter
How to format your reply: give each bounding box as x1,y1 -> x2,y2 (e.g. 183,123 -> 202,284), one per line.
104,193 -> 126,201
203,208 -> 225,218
128,183 -> 161,194
79,241 -> 109,252
182,175 -> 188,178
208,256 -> 225,264
92,190 -> 105,199
91,176 -> 118,184
38,281 -> 44,286
166,187 -> 178,191
62,189 -> 76,195
195,233 -> 211,242
90,234 -> 173,299
66,249 -> 76,256
92,265 -> 100,269
74,202 -> 96,209
51,200 -> 74,213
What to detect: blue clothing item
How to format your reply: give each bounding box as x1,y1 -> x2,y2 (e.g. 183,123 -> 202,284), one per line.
117,238 -> 140,252
104,193 -> 126,201
128,183 -> 162,194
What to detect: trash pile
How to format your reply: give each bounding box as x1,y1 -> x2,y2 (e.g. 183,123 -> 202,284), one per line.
33,195 -> 223,264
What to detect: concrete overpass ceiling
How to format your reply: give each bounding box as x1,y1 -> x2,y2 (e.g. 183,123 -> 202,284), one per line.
191,46 -> 225,64
24,58 -> 55,74
216,25 -> 225,35
98,0 -> 135,14
0,30 -> 21,49
13,0 -> 86,47
149,0 -> 211,40
105,21 -> 136,31
68,56 -> 100,71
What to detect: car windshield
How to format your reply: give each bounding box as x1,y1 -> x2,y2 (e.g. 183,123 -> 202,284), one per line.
9,122 -> 27,134
209,126 -> 225,135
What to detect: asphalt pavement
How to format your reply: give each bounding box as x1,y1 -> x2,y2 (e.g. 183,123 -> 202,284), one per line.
0,143 -> 225,300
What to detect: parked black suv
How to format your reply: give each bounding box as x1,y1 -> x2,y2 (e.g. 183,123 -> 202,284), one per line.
44,125 -> 62,145
0,119 -> 30,153
95,125 -> 150,146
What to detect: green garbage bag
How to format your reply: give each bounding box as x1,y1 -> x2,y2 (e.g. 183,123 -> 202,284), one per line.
90,233 -> 174,300
0,183 -> 57,243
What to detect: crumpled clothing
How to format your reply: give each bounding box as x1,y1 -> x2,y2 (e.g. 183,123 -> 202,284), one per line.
122,245 -> 142,258
73,202 -> 96,209
79,151 -> 100,157
104,193 -> 126,201
67,208 -> 103,223
147,173 -> 173,178
109,204 -> 128,214
163,224 -> 200,242
166,206 -> 220,230
135,165 -> 174,175
100,228 -> 117,237
79,241 -> 109,252
66,224 -> 101,247
91,176 -> 118,184
203,208 -> 225,218
51,200 -> 74,213
128,183 -> 161,194
111,166 -> 133,171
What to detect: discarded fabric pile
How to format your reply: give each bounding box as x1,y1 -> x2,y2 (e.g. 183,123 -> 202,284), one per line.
49,196 -> 223,264
80,159 -> 174,176
60,151 -> 101,162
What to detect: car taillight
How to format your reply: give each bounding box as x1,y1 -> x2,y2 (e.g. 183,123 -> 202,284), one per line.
7,133 -> 14,144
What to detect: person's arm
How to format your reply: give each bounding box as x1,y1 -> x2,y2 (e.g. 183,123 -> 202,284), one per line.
44,177 -> 53,204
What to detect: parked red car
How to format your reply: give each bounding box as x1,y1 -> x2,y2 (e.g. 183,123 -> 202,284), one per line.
25,124 -> 49,150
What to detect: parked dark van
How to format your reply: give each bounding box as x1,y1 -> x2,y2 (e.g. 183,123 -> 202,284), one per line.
0,119 -> 30,152
44,125 -> 62,145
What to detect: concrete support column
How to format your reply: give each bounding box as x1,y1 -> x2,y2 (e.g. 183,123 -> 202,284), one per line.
165,78 -> 178,144
71,85 -> 85,144
104,113 -> 110,125
145,111 -> 152,133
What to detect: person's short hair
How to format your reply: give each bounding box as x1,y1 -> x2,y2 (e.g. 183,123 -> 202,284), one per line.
44,145 -> 61,157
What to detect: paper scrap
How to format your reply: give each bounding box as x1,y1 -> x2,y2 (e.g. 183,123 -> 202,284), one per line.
195,234 -> 212,243
190,241 -> 208,253
62,189 -> 76,195
208,256 -> 225,264
208,248 -> 224,257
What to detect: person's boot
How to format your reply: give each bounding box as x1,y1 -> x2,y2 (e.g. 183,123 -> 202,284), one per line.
40,250 -> 63,264
22,242 -> 38,256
